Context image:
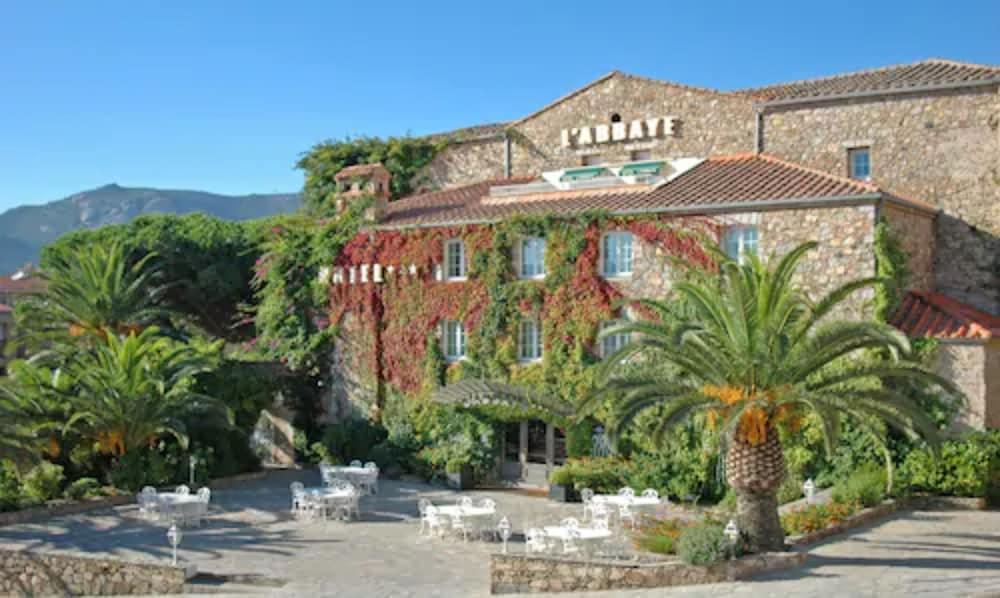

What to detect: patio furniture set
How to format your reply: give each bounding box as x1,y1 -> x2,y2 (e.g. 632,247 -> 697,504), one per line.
136,485 -> 211,527
289,460 -> 380,521
527,487 -> 663,557
418,496 -> 502,542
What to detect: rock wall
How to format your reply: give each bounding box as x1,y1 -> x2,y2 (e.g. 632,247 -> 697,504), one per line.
489,552 -> 806,594
881,203 -> 936,293
937,340 -> 999,431
762,87 -> 1000,314
0,549 -> 185,596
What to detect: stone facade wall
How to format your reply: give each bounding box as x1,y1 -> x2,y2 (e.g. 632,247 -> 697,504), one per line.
490,552 -> 806,594
986,341 -> 1000,429
604,234 -> 674,300
762,87 -> 1000,314
880,203 -> 936,292
756,205 -> 877,318
423,137 -> 506,191
0,549 -> 185,596
936,341 -> 990,431
326,311 -> 379,422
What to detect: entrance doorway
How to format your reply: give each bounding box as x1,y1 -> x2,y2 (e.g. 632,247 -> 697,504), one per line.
499,420 -> 566,488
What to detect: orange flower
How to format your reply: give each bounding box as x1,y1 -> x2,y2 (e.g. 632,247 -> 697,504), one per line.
738,406 -> 769,445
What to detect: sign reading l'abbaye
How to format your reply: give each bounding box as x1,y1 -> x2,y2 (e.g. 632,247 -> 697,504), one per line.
561,117 -> 678,148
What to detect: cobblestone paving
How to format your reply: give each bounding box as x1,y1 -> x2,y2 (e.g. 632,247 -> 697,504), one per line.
0,470 -> 998,597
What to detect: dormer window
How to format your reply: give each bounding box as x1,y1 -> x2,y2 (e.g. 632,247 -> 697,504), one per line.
445,239 -> 466,280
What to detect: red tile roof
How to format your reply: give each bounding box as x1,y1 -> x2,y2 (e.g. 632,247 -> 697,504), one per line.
379,153 -> 894,228
743,59 -> 1000,102
335,163 -> 390,179
0,274 -> 46,294
891,291 -> 1000,341
0,304 -> 11,314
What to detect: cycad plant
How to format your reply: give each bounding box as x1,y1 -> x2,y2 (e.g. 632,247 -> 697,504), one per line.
0,361 -> 72,464
589,242 -> 955,551
12,241 -> 170,356
65,327 -> 230,457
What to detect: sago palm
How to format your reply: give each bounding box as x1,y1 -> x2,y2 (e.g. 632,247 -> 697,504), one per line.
0,361 -> 72,464
65,327 -> 230,457
13,241 -> 170,356
588,242 -> 956,552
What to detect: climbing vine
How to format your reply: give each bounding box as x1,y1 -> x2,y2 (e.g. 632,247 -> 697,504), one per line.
873,219 -> 910,323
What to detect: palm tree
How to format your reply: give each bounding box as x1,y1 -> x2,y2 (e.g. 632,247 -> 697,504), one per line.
65,327 -> 230,457
588,242 -> 956,552
12,241 -> 170,356
0,361 -> 72,464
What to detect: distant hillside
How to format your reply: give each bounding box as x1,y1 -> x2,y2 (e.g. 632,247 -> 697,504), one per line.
0,184 -> 300,273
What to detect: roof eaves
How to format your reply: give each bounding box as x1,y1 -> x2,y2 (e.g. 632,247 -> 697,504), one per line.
756,77 -> 1000,108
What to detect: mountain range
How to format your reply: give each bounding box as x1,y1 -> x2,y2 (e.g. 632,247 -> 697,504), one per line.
0,184 -> 301,274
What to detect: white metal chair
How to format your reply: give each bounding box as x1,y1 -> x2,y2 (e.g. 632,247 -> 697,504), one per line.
561,528 -> 581,556
290,482 -> 308,518
560,517 -> 580,529
451,512 -> 469,542
423,505 -> 447,537
526,528 -> 552,554
417,498 -> 433,535
194,487 -> 211,525
349,460 -> 363,468
174,484 -> 190,496
138,486 -> 158,520
619,504 -> 637,530
458,496 -> 473,509
618,486 -> 635,499
590,501 -> 611,527
641,488 -> 659,500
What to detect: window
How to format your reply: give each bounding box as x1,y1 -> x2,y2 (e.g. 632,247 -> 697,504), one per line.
443,320 -> 466,361
518,319 -> 542,362
723,226 -> 759,265
630,149 -> 652,161
581,155 -> 606,166
519,237 -> 546,279
600,321 -> 631,359
602,232 -> 633,277
445,239 -> 466,280
848,147 -> 871,180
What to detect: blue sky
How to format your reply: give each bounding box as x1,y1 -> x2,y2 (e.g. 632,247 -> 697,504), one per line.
0,1 -> 997,211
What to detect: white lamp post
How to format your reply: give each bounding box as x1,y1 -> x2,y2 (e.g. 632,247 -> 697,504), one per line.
166,523 -> 183,566
723,519 -> 739,561
803,478 -> 816,504
189,455 -> 197,487
497,516 -> 512,554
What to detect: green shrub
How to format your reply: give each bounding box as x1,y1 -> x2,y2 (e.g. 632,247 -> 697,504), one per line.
0,462 -> 24,512
898,431 -> 1000,498
319,419 -> 388,463
832,463 -> 886,507
548,465 -> 574,486
445,458 -> 468,474
565,420 -> 595,458
550,457 -> 628,493
64,478 -> 103,501
777,473 -> 804,505
22,462 -> 65,503
109,446 -> 177,492
676,522 -> 728,565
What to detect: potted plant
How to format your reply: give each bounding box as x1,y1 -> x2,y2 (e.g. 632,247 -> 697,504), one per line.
548,464 -> 580,502
446,459 -> 474,490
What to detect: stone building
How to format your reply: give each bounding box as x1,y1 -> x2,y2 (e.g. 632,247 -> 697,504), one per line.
324,58 -> 999,485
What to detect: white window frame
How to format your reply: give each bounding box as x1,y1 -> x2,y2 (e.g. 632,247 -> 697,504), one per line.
723,226 -> 759,265
518,237 -> 546,279
444,239 -> 466,281
442,320 -> 466,362
599,320 -> 631,359
517,319 -> 543,362
601,231 -> 633,278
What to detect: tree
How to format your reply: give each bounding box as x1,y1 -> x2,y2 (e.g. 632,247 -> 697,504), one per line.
65,328 -> 230,458
14,241 -> 170,356
0,361 -> 71,465
588,242 -> 955,552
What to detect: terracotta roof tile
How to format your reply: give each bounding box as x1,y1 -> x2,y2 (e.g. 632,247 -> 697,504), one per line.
891,291 -> 1000,341
334,163 -> 390,179
742,59 -> 1000,102
379,153 -> 885,228
0,275 -> 46,294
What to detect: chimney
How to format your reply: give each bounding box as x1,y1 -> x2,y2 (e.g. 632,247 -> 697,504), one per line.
333,163 -> 392,222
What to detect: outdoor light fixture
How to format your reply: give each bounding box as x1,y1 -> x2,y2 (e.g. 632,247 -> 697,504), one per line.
724,519 -> 739,561
803,478 -> 816,504
189,455 -> 197,487
497,516 -> 512,554
167,523 -> 183,566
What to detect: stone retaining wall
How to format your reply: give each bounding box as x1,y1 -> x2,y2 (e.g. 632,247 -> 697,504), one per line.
489,551 -> 805,594
0,549 -> 185,596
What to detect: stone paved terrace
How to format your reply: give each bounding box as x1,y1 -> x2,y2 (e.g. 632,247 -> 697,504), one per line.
0,470 -> 998,597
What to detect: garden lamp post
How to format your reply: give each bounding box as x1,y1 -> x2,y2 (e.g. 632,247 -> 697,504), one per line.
724,519 -> 739,561
189,455 -> 197,487
803,478 -> 816,504
497,516 -> 512,554
166,523 -> 183,566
